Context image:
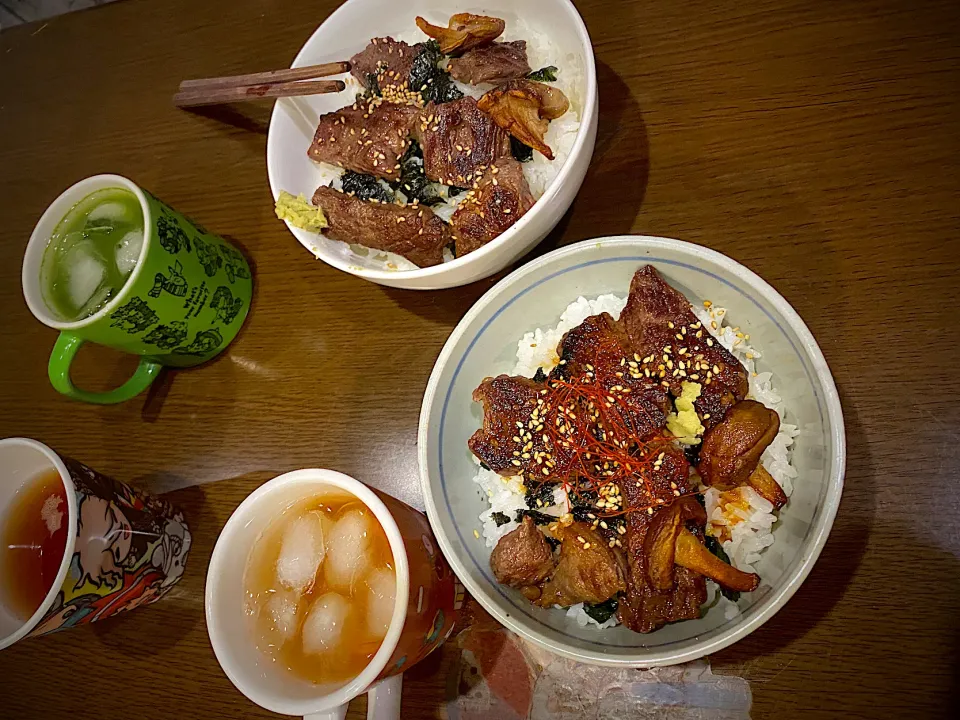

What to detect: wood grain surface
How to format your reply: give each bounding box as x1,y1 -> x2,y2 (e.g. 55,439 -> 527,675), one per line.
1,0 -> 958,718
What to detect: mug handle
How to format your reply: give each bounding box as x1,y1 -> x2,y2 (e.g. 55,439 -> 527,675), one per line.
303,675 -> 403,720
49,332 -> 163,404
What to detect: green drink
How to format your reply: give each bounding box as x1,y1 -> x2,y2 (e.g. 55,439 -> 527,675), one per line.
41,188 -> 145,322
23,174 -> 253,404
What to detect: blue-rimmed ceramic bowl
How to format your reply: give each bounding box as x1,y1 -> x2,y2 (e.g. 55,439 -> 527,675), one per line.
418,236 -> 845,666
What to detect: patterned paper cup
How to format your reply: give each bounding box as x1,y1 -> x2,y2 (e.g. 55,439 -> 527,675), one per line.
0,438 -> 192,649
206,469 -> 463,720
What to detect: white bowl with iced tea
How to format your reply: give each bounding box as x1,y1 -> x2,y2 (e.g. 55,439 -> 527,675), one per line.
206,469 -> 459,719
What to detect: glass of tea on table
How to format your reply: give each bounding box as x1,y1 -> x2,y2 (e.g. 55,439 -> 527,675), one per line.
206,469 -> 462,720
0,438 -> 192,649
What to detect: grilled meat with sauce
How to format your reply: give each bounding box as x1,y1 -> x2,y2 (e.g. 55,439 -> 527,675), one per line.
490,516 -> 557,588
312,185 -> 451,267
414,96 -> 510,186
307,101 -> 419,182
349,37 -> 417,90
619,265 -> 749,427
450,157 -> 534,255
448,41 -> 531,85
534,522 -> 626,607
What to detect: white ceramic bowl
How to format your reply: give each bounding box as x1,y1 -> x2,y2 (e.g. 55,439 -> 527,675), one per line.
418,236 -> 845,666
266,0 -> 597,289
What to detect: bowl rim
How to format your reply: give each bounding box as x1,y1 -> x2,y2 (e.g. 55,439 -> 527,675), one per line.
266,0 -> 598,281
418,235 -> 846,666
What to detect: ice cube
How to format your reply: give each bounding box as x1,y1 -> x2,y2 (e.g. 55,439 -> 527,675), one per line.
87,201 -> 134,226
77,284 -> 113,319
276,511 -> 328,593
64,242 -> 106,311
301,592 -> 350,655
363,567 -> 396,640
114,230 -> 144,276
324,507 -> 377,592
265,589 -> 301,642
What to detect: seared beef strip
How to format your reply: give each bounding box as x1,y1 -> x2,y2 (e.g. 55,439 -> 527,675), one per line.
551,313 -> 673,442
448,41 -> 531,84
349,37 -> 417,90
307,100 -> 418,182
618,265 -> 749,428
468,314 -> 672,483
415,13 -> 505,55
450,156 -> 534,255
414,96 -> 510,186
535,521 -> 626,607
490,516 -> 556,588
698,400 -> 780,489
468,375 -> 563,478
312,186 -> 450,267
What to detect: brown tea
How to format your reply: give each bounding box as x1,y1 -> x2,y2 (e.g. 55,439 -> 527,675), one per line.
243,495 -> 396,686
1,469 -> 69,620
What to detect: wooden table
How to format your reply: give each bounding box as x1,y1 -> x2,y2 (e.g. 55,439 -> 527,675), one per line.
1,0 -> 957,717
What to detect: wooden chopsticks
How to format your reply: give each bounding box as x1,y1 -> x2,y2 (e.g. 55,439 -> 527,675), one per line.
174,61 -> 351,108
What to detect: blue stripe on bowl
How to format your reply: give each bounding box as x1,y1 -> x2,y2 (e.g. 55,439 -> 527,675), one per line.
437,256 -> 825,647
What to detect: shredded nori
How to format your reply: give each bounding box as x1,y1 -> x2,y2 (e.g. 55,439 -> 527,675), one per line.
510,136 -> 534,163
683,442 -> 702,466
525,481 -> 556,510
526,66 -> 559,82
514,508 -> 555,526
583,595 -> 618,624
393,140 -> 444,206
480,461 -> 491,471
340,170 -> 394,204
571,506 -> 594,523
491,511 -> 512,527
705,536 -> 741,602
545,535 -> 561,551
409,40 -> 463,105
533,367 -> 547,383
365,72 -> 382,96
447,185 -> 466,198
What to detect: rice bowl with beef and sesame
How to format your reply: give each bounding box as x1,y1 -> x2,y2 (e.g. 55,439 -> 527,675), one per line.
467,265 -> 800,634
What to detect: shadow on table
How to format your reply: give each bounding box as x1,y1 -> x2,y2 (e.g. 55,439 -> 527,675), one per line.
138,234 -> 257,423
713,385 -> 876,664
89,471 -> 278,657
182,103 -> 272,135
379,278 -> 500,327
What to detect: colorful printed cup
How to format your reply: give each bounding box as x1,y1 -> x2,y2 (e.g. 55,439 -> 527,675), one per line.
206,469 -> 463,720
0,438 -> 192,649
22,174 -> 253,404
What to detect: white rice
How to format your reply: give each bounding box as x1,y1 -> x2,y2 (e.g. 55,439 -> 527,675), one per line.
472,293 -> 799,629
308,19 -> 582,271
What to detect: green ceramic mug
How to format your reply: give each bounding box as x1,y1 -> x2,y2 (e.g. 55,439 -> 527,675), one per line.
22,174 -> 253,404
